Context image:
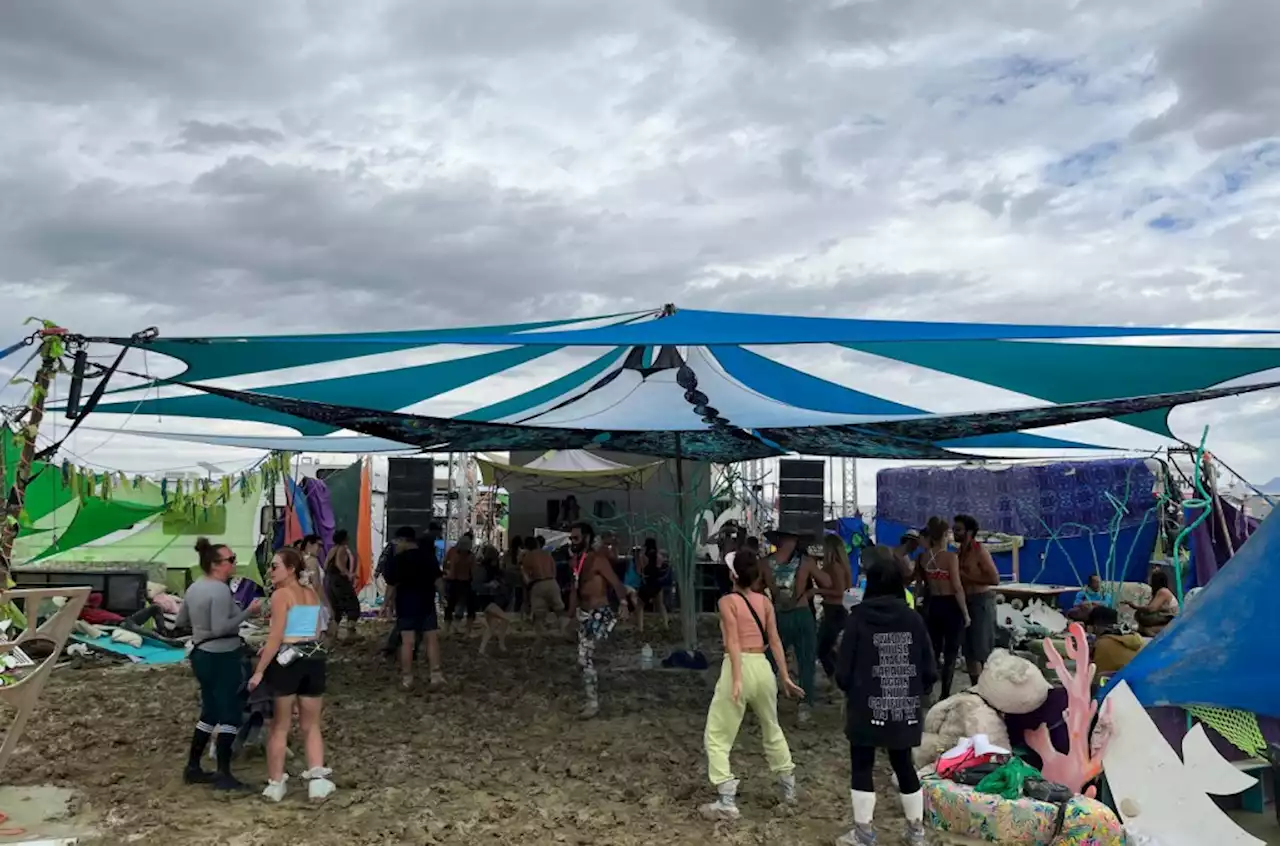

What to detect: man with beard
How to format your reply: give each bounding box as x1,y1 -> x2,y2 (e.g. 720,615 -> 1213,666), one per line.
567,521 -> 636,718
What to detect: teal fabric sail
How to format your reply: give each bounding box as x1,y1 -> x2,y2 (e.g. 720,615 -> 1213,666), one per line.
91,345 -> 560,435
848,340 -> 1280,437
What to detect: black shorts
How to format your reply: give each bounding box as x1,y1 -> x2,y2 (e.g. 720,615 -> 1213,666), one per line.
265,653 -> 327,698
397,605 -> 439,634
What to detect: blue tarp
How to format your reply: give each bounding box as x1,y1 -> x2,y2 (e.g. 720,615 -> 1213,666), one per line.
1108,510 -> 1280,717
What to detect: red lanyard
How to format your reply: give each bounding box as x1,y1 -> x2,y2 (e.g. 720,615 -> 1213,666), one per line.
573,552 -> 588,582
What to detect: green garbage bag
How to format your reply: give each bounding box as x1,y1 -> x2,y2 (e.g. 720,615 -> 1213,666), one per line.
973,756 -> 1042,800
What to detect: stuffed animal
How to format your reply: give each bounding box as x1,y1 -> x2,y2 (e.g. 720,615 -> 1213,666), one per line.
914,648 -> 1052,769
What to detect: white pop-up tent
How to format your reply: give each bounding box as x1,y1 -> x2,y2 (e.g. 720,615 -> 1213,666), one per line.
476,450 -> 662,494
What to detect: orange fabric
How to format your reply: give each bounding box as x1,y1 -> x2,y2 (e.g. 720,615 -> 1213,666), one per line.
283,479 -> 303,547
355,458 -> 374,592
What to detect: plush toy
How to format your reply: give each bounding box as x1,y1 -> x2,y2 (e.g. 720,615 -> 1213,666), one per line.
914,648 -> 1052,769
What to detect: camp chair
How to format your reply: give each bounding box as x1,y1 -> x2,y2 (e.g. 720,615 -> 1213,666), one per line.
0,586 -> 89,776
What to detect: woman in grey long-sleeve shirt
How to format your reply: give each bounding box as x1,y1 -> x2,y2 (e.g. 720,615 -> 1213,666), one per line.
177,538 -> 261,791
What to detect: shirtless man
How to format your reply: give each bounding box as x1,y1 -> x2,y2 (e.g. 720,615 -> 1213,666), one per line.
522,535 -> 566,637
567,520 -> 636,718
953,514 -> 1000,686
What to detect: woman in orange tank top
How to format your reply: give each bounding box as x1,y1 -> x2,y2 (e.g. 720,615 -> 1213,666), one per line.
700,550 -> 804,821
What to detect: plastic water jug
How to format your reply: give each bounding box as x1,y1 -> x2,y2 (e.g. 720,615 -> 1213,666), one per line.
640,643 -> 654,670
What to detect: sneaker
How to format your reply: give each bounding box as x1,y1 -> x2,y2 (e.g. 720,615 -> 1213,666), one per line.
904,821 -> 926,846
835,823 -> 877,846
429,671 -> 446,687
183,766 -> 215,785
262,777 -> 289,803
778,772 -> 797,804
303,767 -> 336,802
579,701 -> 600,720
698,779 -> 741,821
798,705 -> 812,726
401,675 -> 414,691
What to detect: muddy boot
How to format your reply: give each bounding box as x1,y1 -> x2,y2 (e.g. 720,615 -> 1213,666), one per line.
184,725 -> 215,784
262,775 -> 289,803
699,779 -> 741,821
778,772 -> 797,805
836,790 -> 878,845
213,733 -> 252,792
835,824 -> 877,846
303,767 -> 336,802
901,790 -> 925,846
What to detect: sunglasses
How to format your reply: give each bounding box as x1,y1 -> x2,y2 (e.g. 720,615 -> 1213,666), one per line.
218,554 -> 238,564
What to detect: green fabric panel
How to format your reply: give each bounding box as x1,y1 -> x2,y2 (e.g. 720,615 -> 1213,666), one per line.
3,430 -> 75,524
21,488 -> 264,583
323,461 -> 363,540
27,498 -> 166,562
847,341 -> 1280,437
118,314 -> 622,383
459,348 -> 626,422
92,345 -> 561,435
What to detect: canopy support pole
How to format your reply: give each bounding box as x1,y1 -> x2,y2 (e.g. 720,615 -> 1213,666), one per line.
674,433 -> 697,652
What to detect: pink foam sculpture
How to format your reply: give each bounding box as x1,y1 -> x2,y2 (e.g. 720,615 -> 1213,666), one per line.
1025,622 -> 1109,796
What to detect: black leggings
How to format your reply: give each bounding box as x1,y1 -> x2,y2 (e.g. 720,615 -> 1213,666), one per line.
850,744 -> 920,794
817,605 -> 848,678
927,596 -> 965,700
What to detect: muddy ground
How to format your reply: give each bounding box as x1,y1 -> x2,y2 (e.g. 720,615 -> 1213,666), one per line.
11,618 -> 909,845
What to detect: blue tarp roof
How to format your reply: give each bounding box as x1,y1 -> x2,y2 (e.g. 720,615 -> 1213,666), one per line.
1108,509 -> 1280,717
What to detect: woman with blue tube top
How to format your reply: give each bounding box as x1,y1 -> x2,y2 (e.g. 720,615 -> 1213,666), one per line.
249,545 -> 335,803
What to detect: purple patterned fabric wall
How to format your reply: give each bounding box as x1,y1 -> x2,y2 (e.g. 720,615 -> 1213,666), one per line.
876,459 -> 1158,539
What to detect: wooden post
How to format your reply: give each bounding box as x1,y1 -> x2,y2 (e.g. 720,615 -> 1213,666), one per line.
0,330 -> 63,579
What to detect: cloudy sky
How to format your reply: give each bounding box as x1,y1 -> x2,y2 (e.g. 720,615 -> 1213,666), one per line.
2,0 -> 1278,494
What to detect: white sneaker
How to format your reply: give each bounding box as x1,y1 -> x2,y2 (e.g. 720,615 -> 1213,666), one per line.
303,767 -> 335,802
401,675 -> 414,691
429,671 -> 446,687
262,776 -> 288,803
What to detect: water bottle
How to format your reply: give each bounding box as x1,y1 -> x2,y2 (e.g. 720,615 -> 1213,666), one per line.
639,643 -> 654,670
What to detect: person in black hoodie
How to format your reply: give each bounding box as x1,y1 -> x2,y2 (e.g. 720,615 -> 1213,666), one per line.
835,545 -> 936,846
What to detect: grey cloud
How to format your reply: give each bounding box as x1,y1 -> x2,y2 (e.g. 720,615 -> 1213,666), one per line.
174,120 -> 285,152
1135,0 -> 1280,148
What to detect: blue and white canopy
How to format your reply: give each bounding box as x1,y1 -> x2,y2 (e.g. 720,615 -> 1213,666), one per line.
73,306 -> 1280,462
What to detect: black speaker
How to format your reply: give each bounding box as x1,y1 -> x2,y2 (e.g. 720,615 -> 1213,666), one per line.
777,459 -> 825,538
386,458 -> 435,534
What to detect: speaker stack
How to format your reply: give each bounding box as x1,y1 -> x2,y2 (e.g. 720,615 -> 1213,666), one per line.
777,459 -> 825,539
385,458 -> 435,534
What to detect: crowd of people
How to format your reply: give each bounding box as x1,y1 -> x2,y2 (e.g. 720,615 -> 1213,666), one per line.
175,508 -> 1111,840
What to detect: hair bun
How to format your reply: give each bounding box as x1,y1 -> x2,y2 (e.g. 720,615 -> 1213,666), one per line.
194,537 -> 212,553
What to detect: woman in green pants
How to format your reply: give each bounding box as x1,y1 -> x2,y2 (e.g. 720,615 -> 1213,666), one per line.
762,530 -> 830,724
